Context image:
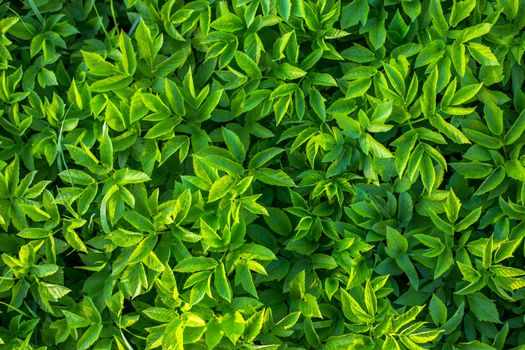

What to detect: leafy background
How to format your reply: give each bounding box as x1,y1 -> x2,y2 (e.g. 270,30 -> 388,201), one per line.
0,0 -> 524,349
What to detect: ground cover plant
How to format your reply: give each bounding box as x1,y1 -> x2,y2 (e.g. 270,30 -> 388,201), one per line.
0,0 -> 524,349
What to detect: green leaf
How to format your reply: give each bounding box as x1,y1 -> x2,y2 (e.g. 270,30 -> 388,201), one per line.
277,0 -> 292,20
205,319 -> 222,349
211,13 -> 244,32
455,207 -> 482,231
341,44 -> 375,63
385,227 -> 408,259
77,324 -> 103,350
101,185 -> 119,234
443,302 -> 465,335
90,75 -> 132,92
18,228 -> 51,239
445,189 -> 461,222
429,294 -> 447,325
451,42 -> 467,76
214,263 -> 232,302
505,160 -> 525,181
165,78 -> 186,115
341,0 -> 368,28
365,134 -> 394,158
240,243 -> 276,260
154,46 -> 190,76
64,229 -> 88,253
128,235 -> 158,265
415,40 -> 445,67
475,166 -> 505,195
364,279 -> 377,316
254,168 -> 295,187
408,329 -> 443,344
483,101 -> 504,135
58,169 -> 94,186
274,63 -> 307,80
421,67 -> 438,118
397,254 -> 419,290
458,23 -> 492,43
309,73 -> 338,87
468,43 -> 499,66
82,51 -> 118,77
65,144 -> 99,169
450,83 -> 483,105
384,63 -> 406,96
449,0 -> 476,27
174,257 -> 218,273
494,239 -> 522,263
463,128 -> 503,149
197,90 -> 223,121
114,168 -> 150,184
467,292 -> 500,323
196,154 -> 244,177
38,68 -> 58,87
369,18 -> 387,50
123,211 -> 154,232
144,118 -> 177,139
209,175 -> 235,202
309,87 -> 326,121
249,148 -> 285,169
119,31 -> 137,74
100,127 -> 113,169
346,78 -> 372,98
504,110 -> 525,145
420,154 -> 436,194
242,195 -> 270,216
340,288 -> 371,322
39,282 -> 71,300
429,210 -> 454,235
270,84 -> 297,99
135,20 -> 154,66
483,236 -> 493,269
235,51 -> 261,79
335,115 -> 361,138
430,0 -> 449,35
222,127 -> 246,162
300,293 -> 323,318
63,310 -> 90,328
264,208 -> 292,235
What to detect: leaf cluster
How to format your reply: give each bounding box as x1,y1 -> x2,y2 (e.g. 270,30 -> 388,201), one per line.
0,0 -> 524,349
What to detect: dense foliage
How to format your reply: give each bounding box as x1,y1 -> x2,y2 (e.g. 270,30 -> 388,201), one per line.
0,0 -> 524,349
